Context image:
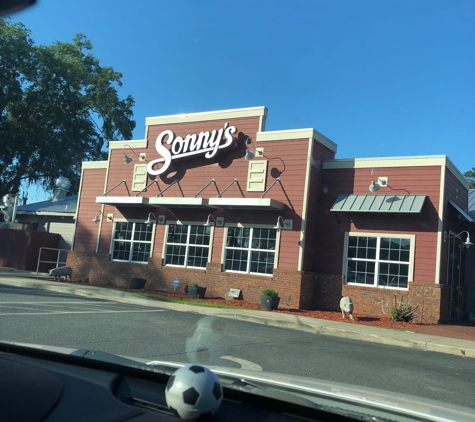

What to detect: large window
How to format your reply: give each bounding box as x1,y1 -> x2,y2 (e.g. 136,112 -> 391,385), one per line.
224,226 -> 277,275
345,234 -> 413,289
111,222 -> 153,263
165,224 -> 211,268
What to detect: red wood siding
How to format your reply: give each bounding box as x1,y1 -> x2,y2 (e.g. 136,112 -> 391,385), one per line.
99,115 -> 312,271
314,165 -> 442,285
73,168 -> 107,251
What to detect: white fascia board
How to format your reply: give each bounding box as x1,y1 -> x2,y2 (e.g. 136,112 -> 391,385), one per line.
16,211 -> 73,217
82,161 -> 108,169
145,106 -> 267,126
256,129 -> 337,153
323,155 -> 469,188
323,155 -> 449,169
109,140 -> 147,150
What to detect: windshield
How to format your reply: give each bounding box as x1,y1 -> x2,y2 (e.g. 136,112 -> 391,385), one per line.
1,0 -> 474,420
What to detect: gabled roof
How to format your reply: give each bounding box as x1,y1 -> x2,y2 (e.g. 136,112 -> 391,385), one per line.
16,195 -> 78,215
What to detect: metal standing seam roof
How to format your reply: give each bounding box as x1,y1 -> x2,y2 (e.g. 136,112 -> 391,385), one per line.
330,194 -> 426,213
16,195 -> 78,214
468,189 -> 475,215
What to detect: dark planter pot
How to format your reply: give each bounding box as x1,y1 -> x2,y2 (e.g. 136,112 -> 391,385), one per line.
129,277 -> 146,289
188,286 -> 206,298
260,295 -> 280,310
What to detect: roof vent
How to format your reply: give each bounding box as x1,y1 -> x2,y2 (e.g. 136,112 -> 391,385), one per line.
52,177 -> 70,202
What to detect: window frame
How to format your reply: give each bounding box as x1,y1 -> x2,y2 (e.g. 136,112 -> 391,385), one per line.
222,223 -> 281,276
110,219 -> 156,264
343,232 -> 415,289
162,221 -> 214,269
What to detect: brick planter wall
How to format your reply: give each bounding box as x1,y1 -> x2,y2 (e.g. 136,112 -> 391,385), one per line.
67,251 -> 314,309
342,281 -> 448,324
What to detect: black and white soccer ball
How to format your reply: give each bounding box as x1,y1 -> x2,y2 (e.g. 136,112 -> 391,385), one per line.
165,364 -> 223,420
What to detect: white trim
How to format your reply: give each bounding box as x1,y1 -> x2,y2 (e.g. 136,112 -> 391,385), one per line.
161,220 -> 214,269
435,165 -> 446,284
298,138 -> 313,271
256,129 -> 337,153
222,223 -> 280,275
82,161 -> 108,169
146,106 -> 267,126
109,140 -> 147,149
110,219 -> 156,263
343,232 -> 416,289
324,156 -> 449,169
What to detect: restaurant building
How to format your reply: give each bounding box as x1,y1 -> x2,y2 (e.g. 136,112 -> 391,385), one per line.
68,106 -> 474,323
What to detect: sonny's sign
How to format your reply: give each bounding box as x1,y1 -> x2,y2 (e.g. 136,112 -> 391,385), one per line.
147,123 -> 237,176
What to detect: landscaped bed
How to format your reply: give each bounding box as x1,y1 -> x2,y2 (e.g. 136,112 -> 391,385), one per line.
60,279 -> 418,330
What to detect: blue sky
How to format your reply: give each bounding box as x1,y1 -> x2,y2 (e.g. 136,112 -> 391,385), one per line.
11,0 -> 475,202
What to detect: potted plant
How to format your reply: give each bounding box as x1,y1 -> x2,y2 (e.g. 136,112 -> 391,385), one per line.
129,277 -> 147,289
188,282 -> 206,298
260,288 -> 280,310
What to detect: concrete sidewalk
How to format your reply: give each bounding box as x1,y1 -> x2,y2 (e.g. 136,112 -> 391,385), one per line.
1,270 -> 474,359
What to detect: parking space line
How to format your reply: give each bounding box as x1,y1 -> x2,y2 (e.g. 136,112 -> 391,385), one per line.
0,309 -> 166,316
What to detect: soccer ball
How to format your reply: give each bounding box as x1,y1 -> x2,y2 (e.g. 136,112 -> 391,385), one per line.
165,365 -> 223,420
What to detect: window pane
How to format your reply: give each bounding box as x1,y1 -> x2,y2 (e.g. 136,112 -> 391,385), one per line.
187,246 -> 209,268
167,224 -> 188,243
112,241 -> 131,261
189,225 -> 210,246
225,249 -> 248,272
250,250 -> 275,274
132,242 -> 150,263
252,228 -> 277,250
115,222 -> 133,240
379,262 -> 409,288
134,223 -> 153,241
165,245 -> 186,265
226,227 -> 250,248
347,261 -> 375,285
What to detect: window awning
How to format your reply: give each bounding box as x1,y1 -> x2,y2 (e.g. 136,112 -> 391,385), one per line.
96,196 -> 213,208
207,197 -> 285,210
147,198 -> 212,208
96,197 -> 150,207
330,194 -> 426,213
449,200 -> 475,224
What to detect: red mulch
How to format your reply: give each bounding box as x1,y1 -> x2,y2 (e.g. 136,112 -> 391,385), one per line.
62,280 -> 418,330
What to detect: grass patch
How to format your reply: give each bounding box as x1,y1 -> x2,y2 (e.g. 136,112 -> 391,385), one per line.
130,292 -> 247,309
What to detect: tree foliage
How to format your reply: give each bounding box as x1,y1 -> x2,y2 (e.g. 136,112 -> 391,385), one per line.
464,168 -> 475,189
0,18 -> 135,195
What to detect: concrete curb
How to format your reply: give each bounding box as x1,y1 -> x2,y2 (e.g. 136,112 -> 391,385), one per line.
1,276 -> 474,359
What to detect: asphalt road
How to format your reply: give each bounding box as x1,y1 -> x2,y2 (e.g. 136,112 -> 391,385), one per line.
1,285 -> 474,410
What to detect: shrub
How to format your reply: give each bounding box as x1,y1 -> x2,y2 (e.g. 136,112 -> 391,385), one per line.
191,282 -> 199,287
261,289 -> 278,297
390,294 -> 419,322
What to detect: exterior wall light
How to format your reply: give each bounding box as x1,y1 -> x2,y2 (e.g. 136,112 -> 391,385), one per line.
245,137 -> 264,161
369,168 -> 381,192
122,144 -> 146,165
457,230 -> 473,249
204,214 -> 216,227
92,211 -> 113,223
92,211 -> 104,223
145,212 -> 158,226
274,216 -> 284,230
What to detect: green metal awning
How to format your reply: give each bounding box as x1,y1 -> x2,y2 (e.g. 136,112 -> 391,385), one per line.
449,200 -> 475,223
330,194 -> 426,213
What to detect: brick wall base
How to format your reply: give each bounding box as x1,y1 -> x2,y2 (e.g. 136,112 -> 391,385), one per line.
67,251 -> 448,322
67,251 -> 315,309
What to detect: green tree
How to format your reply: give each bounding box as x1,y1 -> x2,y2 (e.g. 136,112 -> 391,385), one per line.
0,19 -> 135,195
464,168 -> 475,189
